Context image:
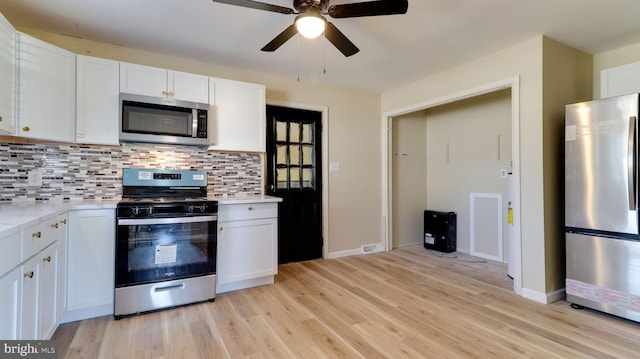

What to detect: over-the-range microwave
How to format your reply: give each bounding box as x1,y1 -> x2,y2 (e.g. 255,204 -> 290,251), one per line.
119,93 -> 209,147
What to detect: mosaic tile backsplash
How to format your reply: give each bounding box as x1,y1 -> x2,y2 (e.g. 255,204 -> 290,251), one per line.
0,142 -> 263,202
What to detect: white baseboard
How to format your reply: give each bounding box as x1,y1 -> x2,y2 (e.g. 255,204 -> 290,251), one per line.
522,287 -> 566,304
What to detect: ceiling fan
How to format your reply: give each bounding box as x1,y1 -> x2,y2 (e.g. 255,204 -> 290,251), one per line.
211,0 -> 409,57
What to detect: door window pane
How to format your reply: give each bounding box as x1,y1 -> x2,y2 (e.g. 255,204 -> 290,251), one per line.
290,167 -> 300,188
302,145 -> 312,165
276,145 -> 287,165
276,168 -> 288,189
289,145 -> 300,165
276,121 -> 287,142
302,168 -> 313,188
302,123 -> 312,143
289,123 -> 300,143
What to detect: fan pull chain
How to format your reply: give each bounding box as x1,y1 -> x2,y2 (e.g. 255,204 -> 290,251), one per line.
323,29 -> 327,75
297,35 -> 300,82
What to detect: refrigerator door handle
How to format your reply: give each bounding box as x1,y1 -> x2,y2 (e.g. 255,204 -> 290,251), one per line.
628,116 -> 637,210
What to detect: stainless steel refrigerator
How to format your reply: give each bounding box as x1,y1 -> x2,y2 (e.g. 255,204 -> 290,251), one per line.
565,93 -> 640,322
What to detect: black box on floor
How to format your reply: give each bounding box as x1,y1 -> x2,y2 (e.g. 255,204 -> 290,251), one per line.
423,210 -> 456,253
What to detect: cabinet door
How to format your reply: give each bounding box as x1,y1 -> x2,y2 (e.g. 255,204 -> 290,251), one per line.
0,267 -> 21,340
119,62 -> 166,97
20,255 -> 40,340
169,70 -> 208,103
17,32 -> 75,142
208,78 -> 266,152
56,214 -> 68,324
0,13 -> 15,134
76,55 -> 119,145
217,218 -> 278,285
39,241 -> 59,340
67,209 -> 115,312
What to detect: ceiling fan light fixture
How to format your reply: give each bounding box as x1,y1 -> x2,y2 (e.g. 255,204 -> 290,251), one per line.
295,12 -> 326,39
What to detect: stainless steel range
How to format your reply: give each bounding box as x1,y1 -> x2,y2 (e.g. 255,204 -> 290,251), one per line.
114,168 -> 217,319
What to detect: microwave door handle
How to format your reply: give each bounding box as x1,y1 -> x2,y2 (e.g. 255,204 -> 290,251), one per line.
192,109 -> 198,138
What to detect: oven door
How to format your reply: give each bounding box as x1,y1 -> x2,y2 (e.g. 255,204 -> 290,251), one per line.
115,215 -> 217,287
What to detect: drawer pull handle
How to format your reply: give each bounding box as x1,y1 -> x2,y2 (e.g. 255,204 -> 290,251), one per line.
43,256 -> 51,262
248,207 -> 254,211
22,126 -> 30,132
33,231 -> 41,238
24,271 -> 34,279
61,219 -> 67,225
51,223 -> 59,229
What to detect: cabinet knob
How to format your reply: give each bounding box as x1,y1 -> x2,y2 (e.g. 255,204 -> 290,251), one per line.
32,231 -> 41,238
219,227 -> 223,231
0,115 -> 3,122
77,133 -> 84,138
43,256 -> 51,262
51,222 -> 59,229
23,126 -> 30,132
248,207 -> 254,211
24,271 -> 34,279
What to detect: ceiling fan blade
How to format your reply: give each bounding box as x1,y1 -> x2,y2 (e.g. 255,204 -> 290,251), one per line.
328,0 -> 408,18
212,0 -> 295,14
261,24 -> 298,52
324,22 -> 359,57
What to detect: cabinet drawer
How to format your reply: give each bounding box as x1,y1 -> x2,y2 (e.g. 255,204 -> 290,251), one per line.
0,230 -> 20,277
22,223 -> 42,261
218,203 -> 277,222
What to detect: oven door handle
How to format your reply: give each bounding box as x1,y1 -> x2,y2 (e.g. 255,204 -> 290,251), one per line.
117,215 -> 218,226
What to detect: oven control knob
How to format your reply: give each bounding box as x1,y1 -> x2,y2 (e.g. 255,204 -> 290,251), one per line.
144,206 -> 153,215
131,207 -> 139,215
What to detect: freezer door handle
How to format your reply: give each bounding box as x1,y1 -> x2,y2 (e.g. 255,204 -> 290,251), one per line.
628,116 -> 636,210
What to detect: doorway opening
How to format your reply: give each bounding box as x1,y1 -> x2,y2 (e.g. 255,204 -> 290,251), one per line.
382,77 -> 522,294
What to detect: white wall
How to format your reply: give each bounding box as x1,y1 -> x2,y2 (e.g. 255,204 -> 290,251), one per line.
425,89 -> 512,256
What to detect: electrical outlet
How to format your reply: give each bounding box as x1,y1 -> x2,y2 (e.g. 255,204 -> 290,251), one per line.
28,170 -> 42,187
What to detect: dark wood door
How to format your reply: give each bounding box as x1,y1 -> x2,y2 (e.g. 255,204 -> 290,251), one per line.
266,105 -> 323,264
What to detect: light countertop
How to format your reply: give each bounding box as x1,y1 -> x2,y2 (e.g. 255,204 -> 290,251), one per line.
0,196 -> 282,237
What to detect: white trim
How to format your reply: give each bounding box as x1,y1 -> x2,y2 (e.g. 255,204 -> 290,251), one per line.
522,287 -> 565,304
266,99 -> 329,259
469,193 -> 503,262
381,76 -> 523,296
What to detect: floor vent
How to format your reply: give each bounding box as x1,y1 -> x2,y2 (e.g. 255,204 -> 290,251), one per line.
361,244 -> 379,254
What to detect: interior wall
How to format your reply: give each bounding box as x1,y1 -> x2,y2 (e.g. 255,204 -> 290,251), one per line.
391,111 -> 428,248
425,89 -> 512,256
20,27 -> 382,256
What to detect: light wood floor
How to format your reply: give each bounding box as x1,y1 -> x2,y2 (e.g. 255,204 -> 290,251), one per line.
52,246 -> 640,358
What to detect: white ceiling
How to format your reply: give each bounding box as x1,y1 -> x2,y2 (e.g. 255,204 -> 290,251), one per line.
1,0 -> 640,93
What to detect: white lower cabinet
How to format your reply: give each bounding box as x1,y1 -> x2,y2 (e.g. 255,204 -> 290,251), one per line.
64,209 -> 115,323
217,202 -> 278,294
0,265 -> 21,339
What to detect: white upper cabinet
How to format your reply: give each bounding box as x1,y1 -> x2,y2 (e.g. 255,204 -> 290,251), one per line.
17,32 -> 75,142
76,55 -> 119,145
208,77 -> 266,152
119,62 -> 209,103
601,61 -> 640,99
0,13 -> 15,135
